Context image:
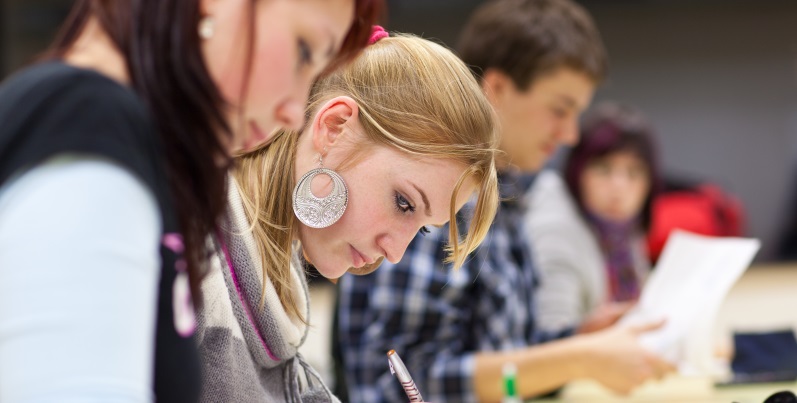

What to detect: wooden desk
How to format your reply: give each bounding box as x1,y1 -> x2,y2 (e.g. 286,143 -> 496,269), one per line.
535,377 -> 797,403
537,263 -> 797,403
302,264 -> 797,399
715,263 -> 797,335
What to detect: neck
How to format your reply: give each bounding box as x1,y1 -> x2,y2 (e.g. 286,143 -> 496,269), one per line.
587,212 -> 638,232
63,17 -> 129,85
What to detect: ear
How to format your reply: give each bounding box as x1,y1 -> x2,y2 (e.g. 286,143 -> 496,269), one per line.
481,69 -> 515,109
310,96 -> 360,155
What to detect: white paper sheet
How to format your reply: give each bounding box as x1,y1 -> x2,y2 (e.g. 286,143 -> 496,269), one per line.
619,230 -> 761,373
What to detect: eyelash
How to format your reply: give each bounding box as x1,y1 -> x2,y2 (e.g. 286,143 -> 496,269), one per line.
298,38 -> 312,68
394,193 -> 430,236
394,193 -> 415,214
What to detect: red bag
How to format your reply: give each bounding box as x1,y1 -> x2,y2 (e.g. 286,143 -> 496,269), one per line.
647,183 -> 745,264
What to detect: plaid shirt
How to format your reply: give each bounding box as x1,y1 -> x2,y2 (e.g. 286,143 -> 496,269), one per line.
336,172 -> 573,403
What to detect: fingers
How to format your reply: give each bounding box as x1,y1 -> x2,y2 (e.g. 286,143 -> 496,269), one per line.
629,318 -> 667,334
601,303 -> 633,323
608,301 -> 636,315
650,355 -> 677,378
580,303 -> 637,334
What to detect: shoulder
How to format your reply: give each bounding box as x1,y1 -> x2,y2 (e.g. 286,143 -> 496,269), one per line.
525,171 -> 602,264
525,170 -> 585,230
0,62 -> 164,199
0,62 -> 151,131
526,170 -> 574,212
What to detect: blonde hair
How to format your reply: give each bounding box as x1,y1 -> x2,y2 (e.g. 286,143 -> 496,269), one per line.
234,34 -> 499,320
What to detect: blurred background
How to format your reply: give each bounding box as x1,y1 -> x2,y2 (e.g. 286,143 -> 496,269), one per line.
3,0 -> 797,260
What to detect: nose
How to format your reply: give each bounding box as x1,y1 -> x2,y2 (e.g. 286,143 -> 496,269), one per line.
275,100 -> 305,131
275,79 -> 312,131
377,226 -> 419,264
608,170 -> 632,190
557,118 -> 580,146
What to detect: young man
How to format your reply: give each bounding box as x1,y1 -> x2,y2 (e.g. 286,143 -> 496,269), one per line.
335,1 -> 674,402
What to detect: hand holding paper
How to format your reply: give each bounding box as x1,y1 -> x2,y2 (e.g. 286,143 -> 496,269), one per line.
619,230 -> 761,373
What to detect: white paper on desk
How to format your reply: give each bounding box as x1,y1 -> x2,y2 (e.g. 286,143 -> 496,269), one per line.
619,230 -> 760,373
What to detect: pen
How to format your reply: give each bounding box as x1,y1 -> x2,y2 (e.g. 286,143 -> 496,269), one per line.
387,349 -> 424,402
502,363 -> 521,403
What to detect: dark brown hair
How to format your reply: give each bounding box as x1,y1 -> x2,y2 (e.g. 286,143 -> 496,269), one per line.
457,0 -> 608,90
564,102 -> 661,230
46,0 -> 383,301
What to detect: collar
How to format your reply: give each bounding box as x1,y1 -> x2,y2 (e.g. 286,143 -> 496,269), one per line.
498,169 -> 537,209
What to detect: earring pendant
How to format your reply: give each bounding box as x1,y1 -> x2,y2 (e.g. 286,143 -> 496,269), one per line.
198,17 -> 215,40
292,168 -> 349,228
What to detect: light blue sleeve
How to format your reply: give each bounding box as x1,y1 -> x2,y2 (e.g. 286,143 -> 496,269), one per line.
0,156 -> 161,402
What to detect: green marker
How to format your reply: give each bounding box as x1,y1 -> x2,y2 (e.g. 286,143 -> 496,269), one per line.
502,363 -> 521,403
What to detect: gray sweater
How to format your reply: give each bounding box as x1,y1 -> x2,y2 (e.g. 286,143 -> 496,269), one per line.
196,177 -> 339,403
524,170 -> 650,331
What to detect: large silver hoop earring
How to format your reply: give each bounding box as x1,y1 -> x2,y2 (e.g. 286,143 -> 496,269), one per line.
292,159 -> 349,228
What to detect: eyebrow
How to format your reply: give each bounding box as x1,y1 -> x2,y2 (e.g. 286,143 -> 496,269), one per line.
554,94 -> 578,109
412,183 -> 432,217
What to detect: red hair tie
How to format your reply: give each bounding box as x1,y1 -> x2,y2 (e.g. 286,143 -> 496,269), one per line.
368,25 -> 389,45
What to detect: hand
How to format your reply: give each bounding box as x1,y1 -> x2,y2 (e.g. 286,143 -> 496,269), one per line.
579,320 -> 676,395
577,301 -> 636,334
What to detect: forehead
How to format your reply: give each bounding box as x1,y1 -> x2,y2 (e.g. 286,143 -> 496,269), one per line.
594,149 -> 648,164
298,0 -> 353,22
384,150 -> 468,185
373,147 -> 473,213
268,0 -> 354,41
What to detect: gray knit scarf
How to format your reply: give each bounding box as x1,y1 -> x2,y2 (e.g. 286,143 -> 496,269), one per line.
196,177 -> 339,403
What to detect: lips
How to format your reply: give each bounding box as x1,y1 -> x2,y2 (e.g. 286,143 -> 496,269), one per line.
350,245 -> 375,268
541,143 -> 557,156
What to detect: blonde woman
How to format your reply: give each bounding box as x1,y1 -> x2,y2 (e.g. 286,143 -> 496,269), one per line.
195,30 -> 499,402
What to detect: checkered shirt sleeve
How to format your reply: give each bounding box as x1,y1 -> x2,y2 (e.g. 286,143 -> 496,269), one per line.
336,195 -> 574,402
336,224 -> 481,403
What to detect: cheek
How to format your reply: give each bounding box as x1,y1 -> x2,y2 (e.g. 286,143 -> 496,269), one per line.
247,36 -> 296,109
299,226 -> 345,277
341,196 -> 388,235
628,181 -> 650,210
581,176 -> 607,208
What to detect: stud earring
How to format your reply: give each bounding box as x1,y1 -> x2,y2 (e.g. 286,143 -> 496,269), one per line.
198,16 -> 215,40
292,153 -> 349,228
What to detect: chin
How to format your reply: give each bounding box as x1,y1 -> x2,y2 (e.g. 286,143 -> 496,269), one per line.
314,263 -> 347,280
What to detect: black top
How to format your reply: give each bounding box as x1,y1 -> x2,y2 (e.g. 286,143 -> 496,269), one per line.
0,62 -> 201,402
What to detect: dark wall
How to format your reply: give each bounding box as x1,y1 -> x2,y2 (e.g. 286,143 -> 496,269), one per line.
4,0 -> 796,260
385,0 -> 797,261
585,0 -> 797,260
0,0 -> 6,77
2,0 -> 70,78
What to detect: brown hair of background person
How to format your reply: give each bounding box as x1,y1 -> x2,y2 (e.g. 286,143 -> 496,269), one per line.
457,0 -> 608,88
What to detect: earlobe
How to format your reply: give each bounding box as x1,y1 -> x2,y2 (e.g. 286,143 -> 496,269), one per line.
197,0 -> 218,39
311,96 -> 360,154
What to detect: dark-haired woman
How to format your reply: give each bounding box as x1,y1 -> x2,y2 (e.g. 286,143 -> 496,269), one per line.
0,0 -> 382,401
526,102 -> 661,334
